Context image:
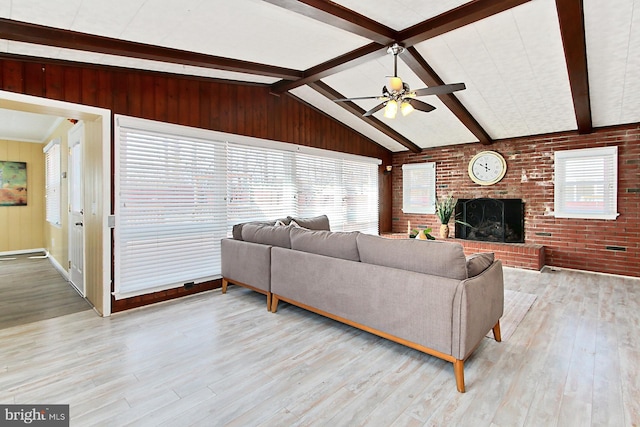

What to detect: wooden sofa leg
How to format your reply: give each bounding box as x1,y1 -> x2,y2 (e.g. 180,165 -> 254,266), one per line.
492,321 -> 502,342
222,278 -> 228,294
454,360 -> 465,393
270,296 -> 279,313
266,292 -> 272,312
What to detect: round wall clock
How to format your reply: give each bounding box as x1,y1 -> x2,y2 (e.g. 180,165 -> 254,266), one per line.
468,151 -> 507,185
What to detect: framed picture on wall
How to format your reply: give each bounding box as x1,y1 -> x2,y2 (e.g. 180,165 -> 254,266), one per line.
0,161 -> 27,206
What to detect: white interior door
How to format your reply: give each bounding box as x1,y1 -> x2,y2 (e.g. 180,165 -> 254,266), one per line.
68,121 -> 85,296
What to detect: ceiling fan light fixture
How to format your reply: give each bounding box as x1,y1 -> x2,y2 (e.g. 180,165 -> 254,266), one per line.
389,77 -> 403,92
384,100 -> 398,119
401,100 -> 414,116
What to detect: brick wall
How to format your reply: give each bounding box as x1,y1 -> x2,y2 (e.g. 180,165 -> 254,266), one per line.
391,124 -> 640,278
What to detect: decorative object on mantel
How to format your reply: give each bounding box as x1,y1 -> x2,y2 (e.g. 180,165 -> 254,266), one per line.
435,194 -> 473,239
410,228 -> 435,240
435,194 -> 457,238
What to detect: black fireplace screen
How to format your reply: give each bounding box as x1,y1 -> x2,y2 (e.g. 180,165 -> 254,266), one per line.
455,198 -> 524,243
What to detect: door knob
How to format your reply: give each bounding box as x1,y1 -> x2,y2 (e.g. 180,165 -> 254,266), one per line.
75,222 -> 83,226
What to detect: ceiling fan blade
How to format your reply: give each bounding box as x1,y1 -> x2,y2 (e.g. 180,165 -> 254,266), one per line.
363,103 -> 386,117
333,95 -> 382,102
413,82 -> 466,97
410,99 -> 436,113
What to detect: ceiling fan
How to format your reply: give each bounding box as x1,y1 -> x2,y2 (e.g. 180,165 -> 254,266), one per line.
333,43 -> 466,119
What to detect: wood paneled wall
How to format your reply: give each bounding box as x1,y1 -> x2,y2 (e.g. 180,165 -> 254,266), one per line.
1,55 -> 394,312
0,139 -> 45,252
0,57 -> 392,162
0,56 -> 393,230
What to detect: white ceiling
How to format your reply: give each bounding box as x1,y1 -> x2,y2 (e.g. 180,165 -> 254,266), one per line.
0,0 -> 638,152
0,108 -> 63,143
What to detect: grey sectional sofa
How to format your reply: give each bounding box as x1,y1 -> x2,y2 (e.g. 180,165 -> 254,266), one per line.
220,216 -> 504,393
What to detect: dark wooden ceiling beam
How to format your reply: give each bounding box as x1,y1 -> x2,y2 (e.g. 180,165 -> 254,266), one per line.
0,18 -> 303,80
270,43 -> 387,94
555,0 -> 592,133
404,47 -> 492,145
267,0 -> 530,146
398,0 -> 532,46
309,81 -> 422,153
261,0 -> 396,45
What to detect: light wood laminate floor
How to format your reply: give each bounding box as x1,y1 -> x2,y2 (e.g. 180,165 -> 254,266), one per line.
0,253 -> 91,330
0,266 -> 638,426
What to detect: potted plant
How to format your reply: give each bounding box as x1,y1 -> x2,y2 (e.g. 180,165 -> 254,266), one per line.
434,195 -> 458,239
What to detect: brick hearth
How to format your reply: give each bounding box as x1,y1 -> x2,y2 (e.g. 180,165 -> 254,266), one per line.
381,233 -> 545,271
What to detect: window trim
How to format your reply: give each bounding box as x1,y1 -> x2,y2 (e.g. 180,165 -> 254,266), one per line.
43,137 -> 62,227
554,146 -> 619,220
402,162 -> 436,214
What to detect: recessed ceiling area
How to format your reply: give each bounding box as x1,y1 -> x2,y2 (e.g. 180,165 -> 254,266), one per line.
0,108 -> 63,143
1,0 -> 638,152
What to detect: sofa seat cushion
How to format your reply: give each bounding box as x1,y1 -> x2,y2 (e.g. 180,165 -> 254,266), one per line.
290,227 -> 360,261
466,252 -> 495,277
241,223 -> 292,248
288,215 -> 330,231
356,234 -> 468,280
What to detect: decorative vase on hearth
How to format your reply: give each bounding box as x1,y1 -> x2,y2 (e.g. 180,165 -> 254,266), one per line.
440,224 -> 450,239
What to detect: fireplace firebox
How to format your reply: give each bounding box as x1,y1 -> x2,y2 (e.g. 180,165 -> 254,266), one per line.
455,198 -> 524,243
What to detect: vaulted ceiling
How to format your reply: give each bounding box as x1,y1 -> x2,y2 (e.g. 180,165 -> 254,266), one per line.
1,0 -> 639,152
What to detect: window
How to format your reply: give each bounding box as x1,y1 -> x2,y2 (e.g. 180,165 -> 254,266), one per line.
115,118 -> 227,298
402,162 -> 436,214
43,138 -> 61,226
114,116 -> 379,299
226,143 -> 296,229
554,146 -> 618,220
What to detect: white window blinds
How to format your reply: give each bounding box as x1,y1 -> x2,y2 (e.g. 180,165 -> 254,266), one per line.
295,153 -> 346,225
339,158 -> 379,233
43,138 -> 61,226
554,146 -> 618,220
226,143 -> 296,228
115,119 -> 227,298
402,162 -> 436,214
294,152 -> 378,235
115,116 -> 380,299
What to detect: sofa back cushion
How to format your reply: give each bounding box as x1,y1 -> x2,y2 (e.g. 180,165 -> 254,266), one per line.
232,217 -> 290,240
356,234 -> 468,280
288,215 -> 330,231
241,223 -> 292,248
290,227 -> 360,261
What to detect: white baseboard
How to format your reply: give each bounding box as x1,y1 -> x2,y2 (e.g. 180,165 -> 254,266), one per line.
0,248 -> 70,281
47,253 -> 70,281
543,265 -> 640,281
0,248 -> 46,257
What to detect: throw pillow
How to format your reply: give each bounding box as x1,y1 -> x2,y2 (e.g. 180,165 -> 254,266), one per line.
289,215 -> 330,231
289,219 -> 308,229
466,252 -> 495,277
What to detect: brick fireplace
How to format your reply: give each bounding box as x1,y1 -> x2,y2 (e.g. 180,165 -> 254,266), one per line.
455,198 -> 525,243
